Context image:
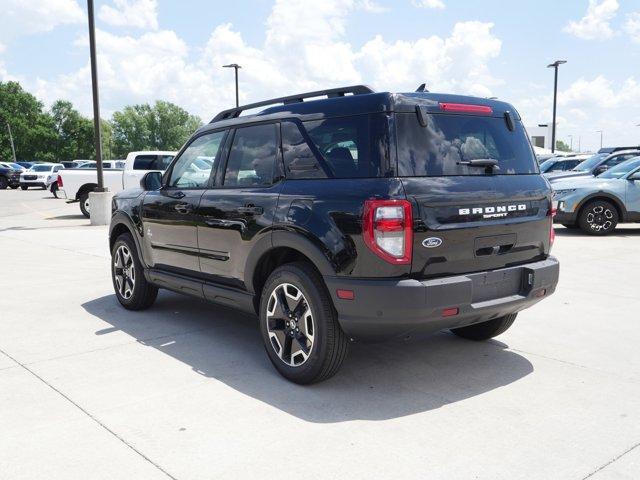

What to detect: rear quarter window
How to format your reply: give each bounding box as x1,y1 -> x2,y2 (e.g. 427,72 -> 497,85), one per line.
396,112 -> 538,176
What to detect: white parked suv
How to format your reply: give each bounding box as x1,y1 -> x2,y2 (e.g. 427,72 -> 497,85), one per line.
57,151 -> 175,217
20,163 -> 65,190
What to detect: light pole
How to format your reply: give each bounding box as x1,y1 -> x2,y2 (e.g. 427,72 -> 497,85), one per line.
87,0 -> 104,192
596,130 -> 603,150
223,63 -> 241,108
567,134 -> 573,152
5,120 -> 17,163
547,60 -> 567,153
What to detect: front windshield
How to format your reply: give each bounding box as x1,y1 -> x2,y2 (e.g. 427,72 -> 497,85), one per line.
31,165 -> 52,172
598,157 -> 640,179
573,153 -> 606,171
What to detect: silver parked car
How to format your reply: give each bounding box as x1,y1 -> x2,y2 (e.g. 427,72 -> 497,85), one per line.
553,157 -> 640,235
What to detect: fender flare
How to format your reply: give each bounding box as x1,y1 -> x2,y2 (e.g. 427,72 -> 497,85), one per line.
243,229 -> 336,294
109,211 -> 149,268
574,191 -> 628,221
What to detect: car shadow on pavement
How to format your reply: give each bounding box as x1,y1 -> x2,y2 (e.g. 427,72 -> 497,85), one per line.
82,292 -> 533,423
555,226 -> 640,237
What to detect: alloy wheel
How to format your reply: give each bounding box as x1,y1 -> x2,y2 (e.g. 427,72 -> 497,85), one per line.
113,245 -> 135,299
266,283 -> 315,367
586,205 -> 614,232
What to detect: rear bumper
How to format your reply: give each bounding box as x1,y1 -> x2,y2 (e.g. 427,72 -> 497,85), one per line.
325,257 -> 559,341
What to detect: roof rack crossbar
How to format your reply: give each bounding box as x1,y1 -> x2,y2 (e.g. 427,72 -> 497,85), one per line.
210,85 -> 375,123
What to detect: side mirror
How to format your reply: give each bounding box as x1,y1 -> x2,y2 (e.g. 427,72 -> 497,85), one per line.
629,172 -> 640,181
141,171 -> 163,191
594,165 -> 609,175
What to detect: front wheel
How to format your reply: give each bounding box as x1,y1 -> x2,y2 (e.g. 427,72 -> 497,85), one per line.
451,313 -> 517,341
578,200 -> 618,235
20,185 -> 28,190
259,262 -> 349,384
79,193 -> 90,218
0,177 -> 7,190
111,233 -> 158,310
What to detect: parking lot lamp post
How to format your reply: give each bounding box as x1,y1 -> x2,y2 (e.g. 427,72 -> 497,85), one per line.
596,130 -> 603,150
5,120 -> 17,163
568,134 -> 573,152
87,0 -> 104,192
223,63 -> 241,108
547,60 -> 567,153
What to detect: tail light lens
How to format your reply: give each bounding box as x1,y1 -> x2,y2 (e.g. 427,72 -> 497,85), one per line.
363,199 -> 413,265
57,175 -> 63,188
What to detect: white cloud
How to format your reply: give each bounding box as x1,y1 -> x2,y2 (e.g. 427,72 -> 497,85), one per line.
412,0 -> 445,9
357,0 -> 389,13
518,75 -> 640,151
564,0 -> 619,40
0,0 -> 84,43
26,0 -> 502,128
98,0 -> 158,30
624,12 -> 640,43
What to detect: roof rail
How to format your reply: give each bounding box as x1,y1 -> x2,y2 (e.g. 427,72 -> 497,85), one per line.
210,85 -> 375,123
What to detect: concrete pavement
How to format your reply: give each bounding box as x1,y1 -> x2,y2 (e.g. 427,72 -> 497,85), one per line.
1,188 -> 639,479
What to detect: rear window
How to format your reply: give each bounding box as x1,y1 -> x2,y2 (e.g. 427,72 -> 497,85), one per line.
396,113 -> 538,176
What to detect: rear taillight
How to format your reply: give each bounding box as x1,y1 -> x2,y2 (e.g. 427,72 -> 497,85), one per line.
363,199 -> 413,265
57,175 -> 63,188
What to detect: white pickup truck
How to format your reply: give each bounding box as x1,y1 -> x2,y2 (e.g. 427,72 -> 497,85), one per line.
57,151 -> 175,217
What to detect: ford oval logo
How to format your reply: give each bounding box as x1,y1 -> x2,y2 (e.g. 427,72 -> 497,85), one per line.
422,237 -> 443,248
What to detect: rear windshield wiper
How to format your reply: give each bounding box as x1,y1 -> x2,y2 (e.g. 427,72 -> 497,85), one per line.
457,159 -> 500,169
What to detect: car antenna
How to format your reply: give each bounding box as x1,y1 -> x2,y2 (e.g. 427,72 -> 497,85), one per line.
416,83 -> 429,93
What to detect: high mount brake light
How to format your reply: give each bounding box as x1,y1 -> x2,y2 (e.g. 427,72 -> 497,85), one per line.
362,199 -> 413,265
439,103 -> 493,114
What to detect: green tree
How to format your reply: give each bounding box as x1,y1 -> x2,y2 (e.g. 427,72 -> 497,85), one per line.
51,100 -> 95,162
555,140 -> 571,152
111,101 -> 201,156
0,81 -> 57,162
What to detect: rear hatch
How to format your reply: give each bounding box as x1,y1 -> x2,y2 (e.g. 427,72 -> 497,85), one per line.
394,100 -> 552,279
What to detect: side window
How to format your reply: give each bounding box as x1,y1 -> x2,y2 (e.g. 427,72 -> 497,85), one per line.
169,131 -> 225,189
133,155 -> 157,170
605,154 -> 634,167
53,166 -> 62,172
224,124 -> 278,187
281,121 -> 327,179
303,114 -> 382,178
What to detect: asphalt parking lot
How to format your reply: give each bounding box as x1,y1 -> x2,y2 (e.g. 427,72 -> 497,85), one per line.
1,188 -> 639,480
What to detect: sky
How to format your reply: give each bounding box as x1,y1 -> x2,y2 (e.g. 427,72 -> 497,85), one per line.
1,0 -> 639,152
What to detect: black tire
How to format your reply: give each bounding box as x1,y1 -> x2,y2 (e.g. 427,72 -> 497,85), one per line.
20,185 -> 28,190
451,313 -> 517,341
0,177 -> 7,190
577,199 -> 618,236
111,233 -> 158,310
79,192 -> 90,218
259,262 -> 349,384
561,224 -> 579,229
9,185 -> 18,189
51,183 -> 59,198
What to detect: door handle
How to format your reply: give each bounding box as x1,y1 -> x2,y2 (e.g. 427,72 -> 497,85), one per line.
167,190 -> 185,199
174,203 -> 193,214
237,204 -> 263,215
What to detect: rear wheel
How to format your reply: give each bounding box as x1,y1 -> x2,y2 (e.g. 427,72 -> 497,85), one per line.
259,262 -> 349,384
578,200 -> 618,235
451,313 -> 517,341
20,185 -> 28,190
51,183 -> 59,198
9,185 -> 18,189
79,192 -> 90,218
111,233 -> 158,310
0,177 -> 7,190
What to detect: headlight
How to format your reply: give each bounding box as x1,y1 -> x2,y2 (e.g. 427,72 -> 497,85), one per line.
553,189 -> 575,197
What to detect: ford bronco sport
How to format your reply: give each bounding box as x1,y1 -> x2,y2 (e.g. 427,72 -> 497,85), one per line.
109,85 -> 559,384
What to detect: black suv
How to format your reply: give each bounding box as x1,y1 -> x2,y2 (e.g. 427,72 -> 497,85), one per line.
109,86 -> 559,384
0,163 -> 21,189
